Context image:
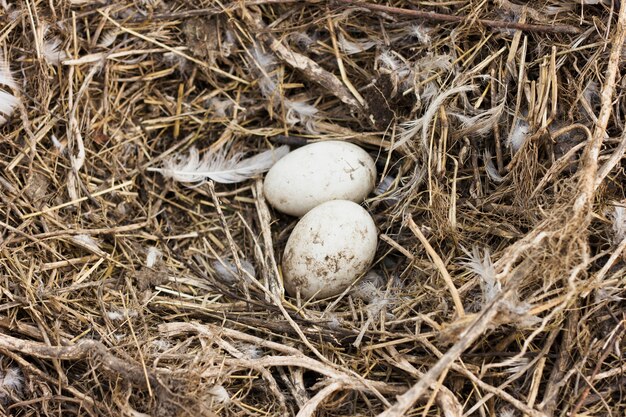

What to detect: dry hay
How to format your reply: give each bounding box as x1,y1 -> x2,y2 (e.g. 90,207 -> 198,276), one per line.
0,0 -> 625,416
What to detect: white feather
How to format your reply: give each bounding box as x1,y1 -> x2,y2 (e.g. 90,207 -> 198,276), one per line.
71,234 -> 104,255
146,246 -> 162,267
248,46 -> 279,101
208,97 -> 234,117
0,58 -> 17,89
212,258 -> 256,283
0,55 -> 19,126
396,85 -> 473,150
250,46 -> 276,71
507,119 -> 530,152
1,367 -> 22,391
378,50 -> 402,71
450,100 -> 505,137
42,37 -> 67,65
484,150 -> 505,183
284,99 -> 318,132
106,309 -> 137,321
150,145 -> 289,185
0,365 -> 23,403
151,339 -> 171,351
460,247 -> 500,304
98,29 -> 120,48
51,134 -> 64,152
207,385 -> 230,404
338,33 -> 378,55
409,25 -> 431,44
0,91 -> 19,126
610,204 -> 626,242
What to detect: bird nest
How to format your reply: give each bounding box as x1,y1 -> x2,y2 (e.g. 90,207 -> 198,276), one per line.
0,1 -> 624,416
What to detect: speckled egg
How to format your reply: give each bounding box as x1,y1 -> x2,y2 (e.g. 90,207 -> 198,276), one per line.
282,200 -> 378,299
264,141 -> 376,217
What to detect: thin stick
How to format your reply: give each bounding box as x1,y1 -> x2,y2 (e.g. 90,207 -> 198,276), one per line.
333,0 -> 581,35
574,0 -> 626,217
406,216 -> 465,318
20,180 -> 133,219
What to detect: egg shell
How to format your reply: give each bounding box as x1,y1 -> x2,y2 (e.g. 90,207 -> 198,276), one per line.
282,200 -> 378,299
263,141 -> 376,216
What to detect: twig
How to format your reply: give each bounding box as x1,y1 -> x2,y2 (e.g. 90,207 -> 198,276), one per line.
406,216 -> 465,318
296,381 -> 344,417
570,320 -> 626,416
254,179 -> 284,298
595,125 -> 626,187
0,332 -> 160,391
574,0 -> 626,217
333,0 -> 581,35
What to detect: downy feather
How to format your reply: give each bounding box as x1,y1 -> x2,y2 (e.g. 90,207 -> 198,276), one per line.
42,37 -> 67,65
507,119 -> 530,152
0,91 -> 19,126
484,150 -> 505,183
396,85 -> 473,151
610,203 -> 626,242
150,145 -> 289,185
284,99 -> 319,132
338,33 -> 378,55
0,55 -> 19,126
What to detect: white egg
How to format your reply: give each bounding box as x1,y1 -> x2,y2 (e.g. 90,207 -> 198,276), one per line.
282,200 -> 378,299
264,141 -> 376,216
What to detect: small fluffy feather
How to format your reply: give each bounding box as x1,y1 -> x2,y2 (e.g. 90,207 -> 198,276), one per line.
284,99 -> 319,132
0,91 -> 19,126
499,408 -> 517,417
610,204 -> 626,242
51,134 -> 64,152
150,145 -> 289,185
409,25 -> 431,44
450,100 -> 505,137
151,339 -> 171,351
0,366 -> 23,404
71,234 -> 105,256
212,258 -> 256,283
0,58 -> 17,90
484,150 -> 505,183
207,385 -> 230,404
250,46 -> 276,71
338,33 -> 378,55
208,97 -> 234,117
461,247 -> 500,304
352,271 -> 385,303
507,119 -> 530,152
396,85 -> 473,150
146,246 -> 162,267
106,309 -> 138,321
248,46 -> 280,101
378,50 -> 402,72
0,55 -> 19,126
42,38 -> 67,65
98,30 -> 120,48
235,342 -> 262,359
